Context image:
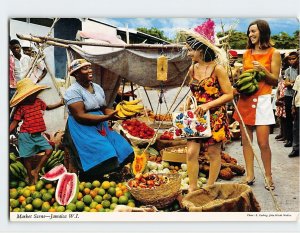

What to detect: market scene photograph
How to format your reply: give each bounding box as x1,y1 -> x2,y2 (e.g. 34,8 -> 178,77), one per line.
8,17 -> 299,217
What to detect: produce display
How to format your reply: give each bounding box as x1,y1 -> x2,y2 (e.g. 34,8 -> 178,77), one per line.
122,119 -> 155,139
159,130 -> 174,140
10,176 -> 135,212
127,173 -> 167,189
116,99 -> 144,118
234,69 -> 265,95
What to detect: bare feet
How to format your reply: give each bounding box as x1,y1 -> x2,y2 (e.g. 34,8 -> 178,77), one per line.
31,169 -> 39,185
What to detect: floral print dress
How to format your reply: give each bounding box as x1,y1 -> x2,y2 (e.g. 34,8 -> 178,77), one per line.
190,68 -> 231,147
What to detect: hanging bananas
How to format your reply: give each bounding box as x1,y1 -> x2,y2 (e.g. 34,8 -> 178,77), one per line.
234,69 -> 265,95
116,99 -> 144,118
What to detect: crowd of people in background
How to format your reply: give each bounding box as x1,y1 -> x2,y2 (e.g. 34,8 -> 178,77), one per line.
275,51 -> 299,157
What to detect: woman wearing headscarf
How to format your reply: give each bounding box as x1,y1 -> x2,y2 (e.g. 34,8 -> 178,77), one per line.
63,59 -> 133,180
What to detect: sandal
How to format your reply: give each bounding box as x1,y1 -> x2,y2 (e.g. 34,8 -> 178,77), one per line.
264,177 -> 275,191
239,177 -> 255,186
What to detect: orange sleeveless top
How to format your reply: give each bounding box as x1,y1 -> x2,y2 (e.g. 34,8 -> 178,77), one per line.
243,47 -> 275,95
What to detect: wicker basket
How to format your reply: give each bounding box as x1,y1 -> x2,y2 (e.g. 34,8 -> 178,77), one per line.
127,173 -> 181,209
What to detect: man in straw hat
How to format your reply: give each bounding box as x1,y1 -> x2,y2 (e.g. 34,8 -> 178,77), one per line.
9,78 -> 64,184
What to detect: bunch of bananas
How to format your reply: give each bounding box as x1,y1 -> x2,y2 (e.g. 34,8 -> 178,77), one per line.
9,160 -> 27,182
234,69 -> 266,95
40,150 -> 65,176
116,99 -> 144,118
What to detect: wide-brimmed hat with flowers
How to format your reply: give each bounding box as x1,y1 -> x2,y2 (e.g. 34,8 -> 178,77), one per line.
179,19 -> 228,65
10,78 -> 50,107
69,59 -> 91,75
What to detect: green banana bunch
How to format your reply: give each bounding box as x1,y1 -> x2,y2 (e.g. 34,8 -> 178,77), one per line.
41,150 -> 65,175
234,69 -> 265,95
9,161 -> 27,182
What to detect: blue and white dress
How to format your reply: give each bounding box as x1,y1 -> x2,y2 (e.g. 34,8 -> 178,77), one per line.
64,82 -> 133,172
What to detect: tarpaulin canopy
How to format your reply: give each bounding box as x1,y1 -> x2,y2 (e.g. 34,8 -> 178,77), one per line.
67,44 -> 192,107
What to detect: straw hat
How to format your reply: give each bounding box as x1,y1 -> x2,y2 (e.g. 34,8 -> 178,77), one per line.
10,78 -> 50,107
179,19 -> 229,66
69,59 -> 91,75
180,19 -> 221,54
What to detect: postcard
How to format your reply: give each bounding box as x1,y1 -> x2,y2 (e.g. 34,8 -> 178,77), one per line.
8,17 -> 299,223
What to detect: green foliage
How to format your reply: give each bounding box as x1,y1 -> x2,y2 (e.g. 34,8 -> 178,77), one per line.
216,30 -> 299,49
271,31 -> 299,49
217,30 -> 248,49
137,27 -> 171,42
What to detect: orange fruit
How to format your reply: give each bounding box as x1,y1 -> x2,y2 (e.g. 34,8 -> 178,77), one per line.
48,207 -> 56,212
120,185 -> 127,192
18,195 -> 26,203
83,188 -> 90,195
115,190 -> 123,198
95,204 -> 103,211
45,183 -> 53,190
90,208 -> 97,212
77,192 -> 83,200
89,190 -> 97,199
101,181 -> 110,190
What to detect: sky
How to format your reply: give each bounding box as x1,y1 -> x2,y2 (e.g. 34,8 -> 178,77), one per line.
96,18 -> 299,40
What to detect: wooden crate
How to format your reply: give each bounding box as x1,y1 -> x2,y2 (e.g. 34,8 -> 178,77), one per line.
161,146 -> 187,163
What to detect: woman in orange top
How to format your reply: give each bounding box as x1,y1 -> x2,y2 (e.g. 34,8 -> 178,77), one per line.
233,19 -> 281,191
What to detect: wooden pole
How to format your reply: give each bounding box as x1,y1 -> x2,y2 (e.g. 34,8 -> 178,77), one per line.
17,34 -> 183,50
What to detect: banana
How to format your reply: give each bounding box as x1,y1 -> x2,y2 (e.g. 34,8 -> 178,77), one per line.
9,164 -> 20,178
9,153 -> 17,162
121,103 -> 144,113
245,69 -> 255,73
120,106 -> 136,117
239,82 -> 254,92
116,103 -> 127,118
238,72 -> 252,79
11,163 -> 26,180
244,84 -> 258,95
53,150 -> 62,159
252,78 -> 258,85
46,158 -> 60,169
15,161 -> 27,175
259,71 -> 265,77
10,162 -> 21,174
237,75 -> 254,87
123,99 -> 141,105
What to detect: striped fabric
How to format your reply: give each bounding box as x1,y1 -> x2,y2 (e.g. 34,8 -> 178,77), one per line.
14,98 -> 47,133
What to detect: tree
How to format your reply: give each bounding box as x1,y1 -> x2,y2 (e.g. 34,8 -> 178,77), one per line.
272,31 -> 299,49
217,30 -> 248,49
137,27 -> 171,42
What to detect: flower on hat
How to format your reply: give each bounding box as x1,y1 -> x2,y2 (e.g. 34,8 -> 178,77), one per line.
193,19 -> 216,44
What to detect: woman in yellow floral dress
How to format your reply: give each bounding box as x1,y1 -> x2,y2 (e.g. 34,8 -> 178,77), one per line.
181,19 -> 233,191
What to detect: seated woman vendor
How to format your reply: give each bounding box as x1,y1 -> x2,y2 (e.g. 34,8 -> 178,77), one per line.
63,59 -> 133,179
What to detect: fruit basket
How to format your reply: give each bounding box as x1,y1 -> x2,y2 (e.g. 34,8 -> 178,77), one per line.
126,173 -> 181,209
113,120 -> 157,146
